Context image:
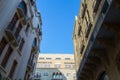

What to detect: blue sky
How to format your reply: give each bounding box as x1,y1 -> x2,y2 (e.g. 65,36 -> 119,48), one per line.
36,0 -> 80,54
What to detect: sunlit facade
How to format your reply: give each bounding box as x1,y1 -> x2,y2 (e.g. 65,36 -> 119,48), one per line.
73,0 -> 120,80
0,0 -> 42,79
34,54 -> 76,80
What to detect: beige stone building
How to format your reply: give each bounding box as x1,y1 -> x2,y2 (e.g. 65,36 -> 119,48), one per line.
0,0 -> 42,79
73,0 -> 120,80
34,54 -> 76,80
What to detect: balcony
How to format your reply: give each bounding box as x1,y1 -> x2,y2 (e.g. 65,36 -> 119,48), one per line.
17,1 -> 27,25
5,22 -> 21,47
36,29 -> 42,40
27,60 -> 34,71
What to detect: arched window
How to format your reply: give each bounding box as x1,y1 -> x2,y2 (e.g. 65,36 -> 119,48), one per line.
18,1 -> 27,16
52,72 -> 58,79
56,72 -> 59,79
59,72 -> 63,79
52,72 -> 62,80
52,72 -> 56,79
99,72 -> 109,80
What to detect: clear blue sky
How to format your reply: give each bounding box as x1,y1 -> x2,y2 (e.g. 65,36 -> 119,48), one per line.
36,0 -> 80,54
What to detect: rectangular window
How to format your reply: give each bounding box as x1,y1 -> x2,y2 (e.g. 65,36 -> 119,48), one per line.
87,10 -> 90,21
80,45 -> 85,54
8,60 -> 17,79
46,58 -> 52,60
37,63 -> 42,68
55,64 -> 60,68
8,13 -> 18,31
18,38 -> 24,51
73,73 -> 76,79
78,26 -> 81,36
39,57 -> 44,60
65,58 -> 70,60
25,24 -> 30,35
0,37 -> 7,56
65,64 -> 71,68
73,65 -> 75,69
55,58 -> 61,60
64,62 -> 74,64
33,38 -> 37,47
1,46 -> 13,68
15,23 -> 22,38
93,0 -> 101,12
81,3 -> 87,18
85,17 -> 88,26
102,0 -> 109,14
45,63 -> 50,68
85,22 -> 92,38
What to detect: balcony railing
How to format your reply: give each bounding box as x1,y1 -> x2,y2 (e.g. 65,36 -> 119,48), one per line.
5,22 -> 21,47
27,60 -> 34,71
17,1 -> 27,25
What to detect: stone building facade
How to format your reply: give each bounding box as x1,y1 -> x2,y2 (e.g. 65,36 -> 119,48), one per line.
34,54 -> 76,80
73,0 -> 120,80
0,0 -> 42,79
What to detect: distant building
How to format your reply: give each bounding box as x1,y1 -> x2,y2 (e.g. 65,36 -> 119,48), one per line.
34,54 -> 76,80
0,0 -> 42,79
73,0 -> 120,80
